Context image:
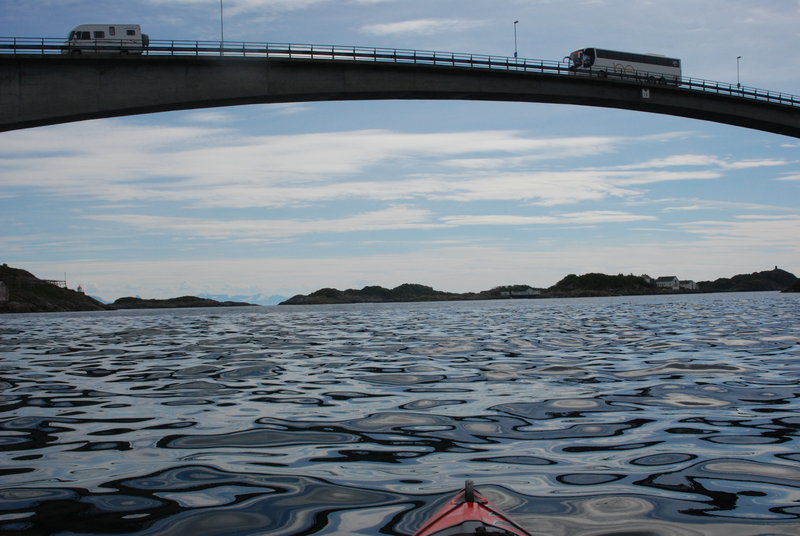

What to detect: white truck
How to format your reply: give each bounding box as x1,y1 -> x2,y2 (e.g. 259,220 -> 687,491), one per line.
63,24 -> 149,54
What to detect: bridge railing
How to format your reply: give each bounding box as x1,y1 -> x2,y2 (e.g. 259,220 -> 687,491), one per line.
2,36 -> 798,108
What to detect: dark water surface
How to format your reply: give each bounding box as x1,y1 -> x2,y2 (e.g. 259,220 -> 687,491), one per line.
1,292 -> 799,535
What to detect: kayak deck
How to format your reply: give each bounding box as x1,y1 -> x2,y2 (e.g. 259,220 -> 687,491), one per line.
413,480 -> 532,536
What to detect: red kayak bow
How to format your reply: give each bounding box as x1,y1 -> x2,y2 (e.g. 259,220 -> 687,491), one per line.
413,480 -> 532,536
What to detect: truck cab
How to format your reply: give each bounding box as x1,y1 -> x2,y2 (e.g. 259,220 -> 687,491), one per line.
63,24 -> 149,54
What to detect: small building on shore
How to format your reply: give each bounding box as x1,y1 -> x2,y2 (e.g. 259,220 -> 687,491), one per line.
502,287 -> 541,298
656,276 -> 680,290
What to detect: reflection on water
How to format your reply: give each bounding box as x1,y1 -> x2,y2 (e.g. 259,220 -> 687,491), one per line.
1,292 -> 799,535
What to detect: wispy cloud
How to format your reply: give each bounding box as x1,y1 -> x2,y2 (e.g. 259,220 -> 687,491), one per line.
661,198 -> 793,212
0,123 -> 633,207
84,205 -> 439,240
613,154 -> 790,171
673,215 -> 800,247
441,211 -> 656,227
4,122 -> 722,210
360,18 -> 485,36
146,0 -> 327,15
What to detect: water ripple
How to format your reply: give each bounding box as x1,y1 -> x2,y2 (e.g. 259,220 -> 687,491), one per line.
1,293 -> 799,534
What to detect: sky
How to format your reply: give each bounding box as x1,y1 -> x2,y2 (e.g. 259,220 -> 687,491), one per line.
1,0 -> 799,303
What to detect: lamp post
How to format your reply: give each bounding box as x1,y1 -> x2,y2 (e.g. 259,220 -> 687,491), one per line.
513,20 -> 519,58
220,0 -> 224,55
736,55 -> 741,88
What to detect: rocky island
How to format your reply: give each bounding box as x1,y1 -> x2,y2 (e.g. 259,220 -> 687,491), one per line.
3,263 -> 797,313
0,264 -> 108,313
0,264 -> 257,313
111,296 -> 256,309
281,268 -> 799,305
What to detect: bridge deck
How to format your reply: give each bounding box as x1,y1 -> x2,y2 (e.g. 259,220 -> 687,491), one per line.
1,38 -> 798,137
3,37 -> 798,108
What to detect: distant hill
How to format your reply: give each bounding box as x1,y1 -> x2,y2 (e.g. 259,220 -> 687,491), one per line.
4,262 -> 796,313
0,264 -> 259,313
548,273 -> 654,297
0,264 -> 108,313
111,296 -> 257,309
281,283 -> 473,305
281,268 -> 799,305
697,267 -> 797,292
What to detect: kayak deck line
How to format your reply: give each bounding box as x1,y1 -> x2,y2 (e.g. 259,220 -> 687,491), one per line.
413,480 -> 532,536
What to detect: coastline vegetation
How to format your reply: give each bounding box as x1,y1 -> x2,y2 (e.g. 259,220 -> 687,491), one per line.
1,263 -> 797,313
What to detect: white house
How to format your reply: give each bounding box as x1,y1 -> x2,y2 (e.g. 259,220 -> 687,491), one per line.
500,287 -> 541,298
656,276 -> 680,290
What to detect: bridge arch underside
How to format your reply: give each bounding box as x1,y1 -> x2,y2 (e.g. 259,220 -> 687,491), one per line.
1,55 -> 798,137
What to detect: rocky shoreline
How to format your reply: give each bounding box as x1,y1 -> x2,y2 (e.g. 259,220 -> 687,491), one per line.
281,268 -> 799,305
0,264 -> 257,314
1,264 -> 796,313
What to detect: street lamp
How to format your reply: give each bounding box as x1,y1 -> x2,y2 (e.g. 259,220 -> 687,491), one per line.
220,0 -> 225,55
736,55 -> 742,88
513,20 -> 519,58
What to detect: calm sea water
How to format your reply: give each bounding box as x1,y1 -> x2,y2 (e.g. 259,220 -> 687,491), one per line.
1,292 -> 799,536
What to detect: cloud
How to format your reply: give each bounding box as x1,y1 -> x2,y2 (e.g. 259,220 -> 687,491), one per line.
0,123 -> 636,206
84,205 -> 439,240
673,214 -> 800,247
81,206 -> 659,242
612,154 -> 790,171
266,103 -> 313,115
1,121 -> 749,213
441,211 -> 656,227
661,198 -> 792,212
25,227 -> 799,301
723,158 -> 790,170
146,0 -> 327,15
180,110 -> 237,123
360,18 -> 485,36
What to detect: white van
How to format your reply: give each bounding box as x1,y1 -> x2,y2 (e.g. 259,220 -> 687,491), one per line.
63,24 -> 149,54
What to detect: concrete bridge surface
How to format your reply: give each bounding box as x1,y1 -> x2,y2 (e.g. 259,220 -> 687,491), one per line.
1,54 -> 799,137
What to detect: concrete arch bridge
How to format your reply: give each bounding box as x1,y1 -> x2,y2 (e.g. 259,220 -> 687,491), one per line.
0,38 -> 798,137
